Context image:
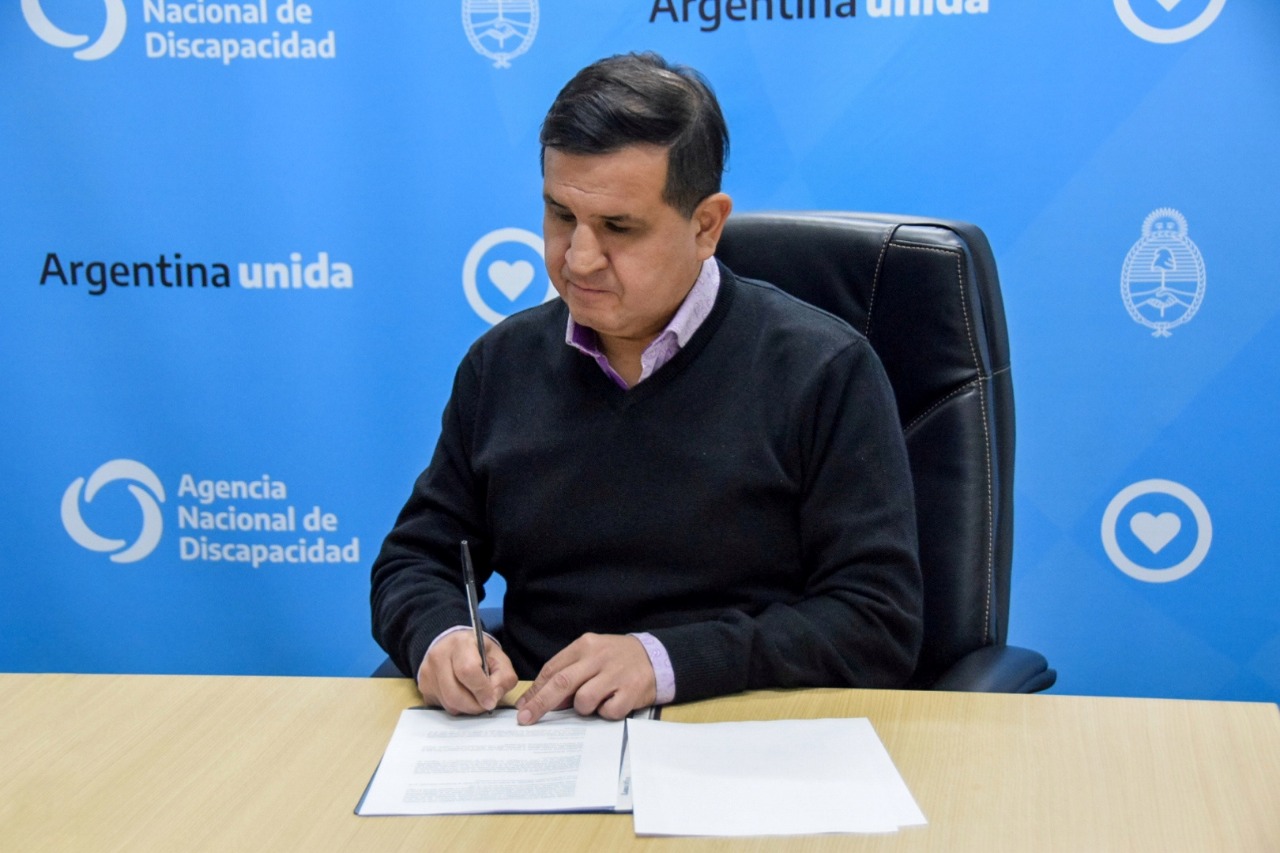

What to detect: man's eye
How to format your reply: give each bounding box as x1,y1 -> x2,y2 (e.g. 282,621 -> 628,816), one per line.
605,222 -> 631,234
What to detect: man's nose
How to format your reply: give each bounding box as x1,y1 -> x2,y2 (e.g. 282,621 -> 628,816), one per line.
565,225 -> 607,276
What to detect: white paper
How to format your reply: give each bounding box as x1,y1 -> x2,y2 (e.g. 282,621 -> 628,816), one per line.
627,717 -> 926,837
358,708 -> 626,815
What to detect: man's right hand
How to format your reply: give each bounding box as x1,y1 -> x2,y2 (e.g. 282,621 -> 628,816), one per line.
417,629 -> 518,715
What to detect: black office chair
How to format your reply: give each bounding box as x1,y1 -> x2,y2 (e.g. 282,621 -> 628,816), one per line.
717,211 -> 1054,692
375,211 -> 1054,692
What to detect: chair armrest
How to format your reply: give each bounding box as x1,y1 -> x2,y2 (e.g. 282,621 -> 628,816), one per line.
478,605 -> 504,634
371,656 -> 405,678
929,645 -> 1057,693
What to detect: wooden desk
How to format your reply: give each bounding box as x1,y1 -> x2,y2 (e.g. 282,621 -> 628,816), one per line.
1,674 -> 1277,851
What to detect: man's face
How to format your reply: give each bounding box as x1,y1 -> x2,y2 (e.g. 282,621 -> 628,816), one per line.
542,145 -> 716,352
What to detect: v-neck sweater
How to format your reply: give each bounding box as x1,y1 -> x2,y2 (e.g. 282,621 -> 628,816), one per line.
371,263 -> 923,702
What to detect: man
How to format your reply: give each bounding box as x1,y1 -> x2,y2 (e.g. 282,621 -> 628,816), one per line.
371,52 -> 922,725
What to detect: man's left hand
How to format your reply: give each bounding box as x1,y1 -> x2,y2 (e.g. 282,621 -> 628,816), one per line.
515,633 -> 657,725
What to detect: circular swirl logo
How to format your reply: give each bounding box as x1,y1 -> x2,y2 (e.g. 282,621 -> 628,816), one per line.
23,0 -> 127,61
62,460 -> 166,563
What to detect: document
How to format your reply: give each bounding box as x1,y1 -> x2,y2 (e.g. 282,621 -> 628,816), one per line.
358,709 -> 923,837
626,717 -> 926,836
357,708 -> 629,815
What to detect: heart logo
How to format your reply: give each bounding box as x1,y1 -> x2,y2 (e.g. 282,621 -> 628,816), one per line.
1130,512 -> 1181,554
487,260 -> 535,301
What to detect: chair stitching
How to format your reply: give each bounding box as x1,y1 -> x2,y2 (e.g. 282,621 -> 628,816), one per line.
863,225 -> 896,339
901,378 -> 982,434
897,243 -> 996,643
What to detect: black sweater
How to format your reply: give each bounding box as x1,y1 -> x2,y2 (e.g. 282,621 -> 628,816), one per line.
371,264 -> 923,703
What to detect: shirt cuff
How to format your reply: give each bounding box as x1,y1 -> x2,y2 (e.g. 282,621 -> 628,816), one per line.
630,631 -> 676,705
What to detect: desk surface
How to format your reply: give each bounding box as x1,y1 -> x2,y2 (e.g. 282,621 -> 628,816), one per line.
1,674 -> 1277,852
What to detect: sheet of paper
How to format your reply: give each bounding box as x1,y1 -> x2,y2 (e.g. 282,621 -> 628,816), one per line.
614,706 -> 657,812
357,708 -> 626,815
627,717 -> 926,837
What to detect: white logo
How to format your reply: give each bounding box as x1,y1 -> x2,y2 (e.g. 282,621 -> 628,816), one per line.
1114,0 -> 1226,44
23,0 -> 127,60
462,227 -> 557,325
1101,479 -> 1212,583
62,460 -> 166,563
1120,208 -> 1206,338
462,0 -> 538,68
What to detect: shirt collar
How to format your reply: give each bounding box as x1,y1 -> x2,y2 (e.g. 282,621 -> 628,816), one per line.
564,257 -> 721,359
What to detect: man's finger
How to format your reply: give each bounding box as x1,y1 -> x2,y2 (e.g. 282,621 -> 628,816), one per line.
595,688 -> 637,721
483,646 -> 520,708
516,633 -> 657,724
434,671 -> 490,715
455,638 -> 517,710
420,632 -> 515,713
517,660 -> 592,725
451,638 -> 494,695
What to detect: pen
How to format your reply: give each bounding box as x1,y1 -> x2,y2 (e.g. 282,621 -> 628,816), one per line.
461,539 -> 490,677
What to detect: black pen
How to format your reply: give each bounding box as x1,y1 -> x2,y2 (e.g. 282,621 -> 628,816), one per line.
460,540 -> 489,677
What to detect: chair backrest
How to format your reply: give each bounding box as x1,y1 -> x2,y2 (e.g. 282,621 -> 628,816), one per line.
716,212 -> 1014,687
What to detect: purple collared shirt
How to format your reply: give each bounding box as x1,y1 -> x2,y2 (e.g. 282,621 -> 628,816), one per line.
565,257 -> 720,391
562,257 -> 721,705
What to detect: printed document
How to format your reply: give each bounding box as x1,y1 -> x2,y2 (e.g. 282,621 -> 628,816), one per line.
357,708 -> 627,815
626,717 -> 926,836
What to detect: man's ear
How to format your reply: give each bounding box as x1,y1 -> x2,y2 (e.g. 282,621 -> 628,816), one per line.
693,192 -> 733,261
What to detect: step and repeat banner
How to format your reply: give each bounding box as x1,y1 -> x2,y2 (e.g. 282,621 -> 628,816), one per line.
3,1 -> 1277,699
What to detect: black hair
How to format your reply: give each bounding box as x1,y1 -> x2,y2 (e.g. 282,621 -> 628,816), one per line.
539,52 -> 729,217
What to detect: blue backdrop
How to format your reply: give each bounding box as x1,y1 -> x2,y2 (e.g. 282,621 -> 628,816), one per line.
3,0 -> 1277,701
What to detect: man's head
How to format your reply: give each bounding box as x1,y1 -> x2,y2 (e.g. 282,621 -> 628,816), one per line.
540,52 -> 728,218
538,54 -> 734,365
